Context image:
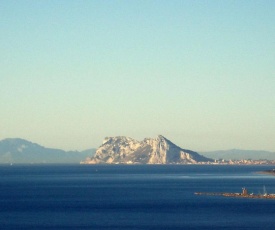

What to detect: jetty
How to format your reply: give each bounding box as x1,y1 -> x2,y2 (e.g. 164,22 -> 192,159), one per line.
195,187 -> 275,200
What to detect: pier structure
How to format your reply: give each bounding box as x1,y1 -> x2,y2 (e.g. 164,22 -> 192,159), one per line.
195,188 -> 275,199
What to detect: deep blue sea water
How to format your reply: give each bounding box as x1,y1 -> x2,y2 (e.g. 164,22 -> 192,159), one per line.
0,164 -> 275,229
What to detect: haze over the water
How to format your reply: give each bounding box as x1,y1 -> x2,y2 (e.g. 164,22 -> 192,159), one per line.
1,1 -> 274,152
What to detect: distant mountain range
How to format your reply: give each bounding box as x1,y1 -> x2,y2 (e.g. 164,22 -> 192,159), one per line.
0,138 -> 96,164
1,137 -> 274,164
83,135 -> 213,164
200,149 -> 275,160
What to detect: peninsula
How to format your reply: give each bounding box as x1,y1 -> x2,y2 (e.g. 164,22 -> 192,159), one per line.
81,135 -> 275,165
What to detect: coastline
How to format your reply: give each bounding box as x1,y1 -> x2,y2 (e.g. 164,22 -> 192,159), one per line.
258,169 -> 275,176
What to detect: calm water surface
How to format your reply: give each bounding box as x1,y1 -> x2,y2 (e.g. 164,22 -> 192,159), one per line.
0,165 -> 274,229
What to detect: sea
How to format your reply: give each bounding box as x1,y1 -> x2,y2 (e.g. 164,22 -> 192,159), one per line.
0,164 -> 275,230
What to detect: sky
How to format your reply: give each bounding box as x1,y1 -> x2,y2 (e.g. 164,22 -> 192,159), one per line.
0,0 -> 274,152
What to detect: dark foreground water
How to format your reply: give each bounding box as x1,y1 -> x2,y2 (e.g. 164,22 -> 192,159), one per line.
0,165 -> 275,229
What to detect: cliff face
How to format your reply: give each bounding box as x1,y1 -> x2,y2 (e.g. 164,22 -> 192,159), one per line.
83,135 -> 213,164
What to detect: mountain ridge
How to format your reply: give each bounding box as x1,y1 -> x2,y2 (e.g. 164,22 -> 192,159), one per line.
1,137 -> 274,164
83,135 -> 213,164
0,138 -> 96,164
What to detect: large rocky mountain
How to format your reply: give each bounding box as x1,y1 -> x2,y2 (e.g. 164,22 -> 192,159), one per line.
83,135 -> 213,164
0,138 -> 96,164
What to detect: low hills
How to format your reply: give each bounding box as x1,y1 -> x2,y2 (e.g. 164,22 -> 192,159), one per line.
0,138 -> 95,164
201,149 -> 275,160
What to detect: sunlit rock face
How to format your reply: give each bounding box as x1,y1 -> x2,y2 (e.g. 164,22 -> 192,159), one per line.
84,135 -> 213,164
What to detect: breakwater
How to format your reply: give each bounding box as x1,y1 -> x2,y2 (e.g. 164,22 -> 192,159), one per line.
195,191 -> 275,199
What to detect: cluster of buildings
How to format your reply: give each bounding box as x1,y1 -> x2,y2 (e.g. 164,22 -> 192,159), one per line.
195,159 -> 275,165
208,159 -> 275,165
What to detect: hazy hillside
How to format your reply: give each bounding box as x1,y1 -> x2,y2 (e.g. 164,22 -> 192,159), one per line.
200,149 -> 275,160
0,138 -> 96,164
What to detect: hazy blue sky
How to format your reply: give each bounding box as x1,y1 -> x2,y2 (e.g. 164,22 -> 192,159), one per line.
1,0 -> 274,151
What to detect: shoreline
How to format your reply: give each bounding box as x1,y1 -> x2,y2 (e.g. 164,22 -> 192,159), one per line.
258,169 -> 275,176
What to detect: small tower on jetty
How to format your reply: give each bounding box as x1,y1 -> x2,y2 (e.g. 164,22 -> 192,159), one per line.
242,187 -> 248,196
